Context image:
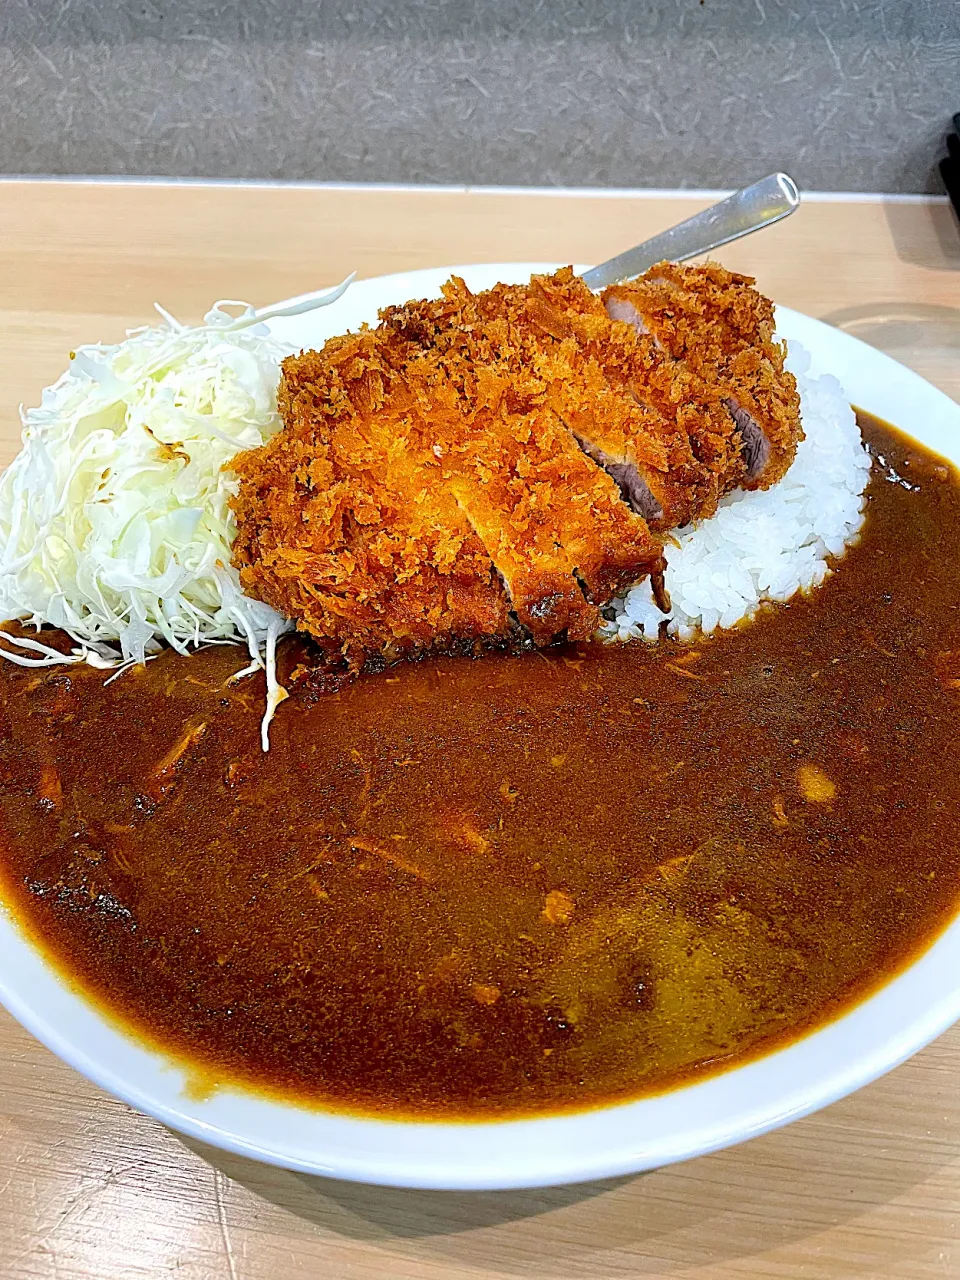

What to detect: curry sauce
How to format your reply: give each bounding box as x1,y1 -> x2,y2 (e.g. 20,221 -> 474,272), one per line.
0,414 -> 958,1119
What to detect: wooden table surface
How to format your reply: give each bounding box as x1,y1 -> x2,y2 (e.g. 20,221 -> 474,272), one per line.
0,181 -> 959,1279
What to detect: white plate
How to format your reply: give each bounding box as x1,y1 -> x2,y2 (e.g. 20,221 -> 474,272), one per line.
0,263 -> 959,1192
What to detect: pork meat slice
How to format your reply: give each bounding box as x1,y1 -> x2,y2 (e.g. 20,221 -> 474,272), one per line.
396,336 -> 664,643
381,271 -> 721,531
601,262 -> 802,489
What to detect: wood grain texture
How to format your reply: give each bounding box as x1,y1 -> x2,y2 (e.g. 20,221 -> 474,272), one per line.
0,180 -> 958,1279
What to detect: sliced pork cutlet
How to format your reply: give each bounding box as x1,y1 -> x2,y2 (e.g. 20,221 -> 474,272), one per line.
230,332 -> 511,662
406,353 -> 664,643
602,262 -> 802,489
303,319 -> 656,643
521,269 -> 744,512
380,272 -> 719,532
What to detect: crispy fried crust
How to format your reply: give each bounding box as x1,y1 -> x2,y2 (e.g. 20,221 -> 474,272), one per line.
230,334 -> 511,661
230,320 -> 662,658
434,397 -> 661,643
521,270 -> 741,517
231,263 -> 801,661
381,268 -> 752,529
602,262 -> 802,489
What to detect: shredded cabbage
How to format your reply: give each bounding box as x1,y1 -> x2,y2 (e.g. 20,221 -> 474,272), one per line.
0,281 -> 350,749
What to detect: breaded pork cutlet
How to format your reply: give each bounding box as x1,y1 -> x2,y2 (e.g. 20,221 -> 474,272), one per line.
230,323 -> 663,658
381,264 -> 802,519
420,371 -> 662,643
382,272 -> 719,531
231,262 -> 801,664
230,330 -> 511,660
380,267 -> 757,530
519,269 -> 749,508
373,278 -> 665,625
603,262 -> 802,487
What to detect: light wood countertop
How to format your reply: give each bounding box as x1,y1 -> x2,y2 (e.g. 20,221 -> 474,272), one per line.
0,181 -> 958,1280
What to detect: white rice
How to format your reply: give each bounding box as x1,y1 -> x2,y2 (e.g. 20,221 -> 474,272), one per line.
602,340 -> 872,643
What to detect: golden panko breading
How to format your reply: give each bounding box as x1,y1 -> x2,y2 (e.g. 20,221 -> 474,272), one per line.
603,262 -> 802,488
230,263 -> 802,662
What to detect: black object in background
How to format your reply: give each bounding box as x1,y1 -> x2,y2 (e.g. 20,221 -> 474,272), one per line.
941,113 -> 960,222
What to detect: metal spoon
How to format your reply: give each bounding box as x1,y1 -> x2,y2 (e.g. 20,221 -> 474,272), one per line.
580,172 -> 800,291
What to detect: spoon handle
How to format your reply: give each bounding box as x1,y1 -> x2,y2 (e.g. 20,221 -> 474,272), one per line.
580,172 -> 800,290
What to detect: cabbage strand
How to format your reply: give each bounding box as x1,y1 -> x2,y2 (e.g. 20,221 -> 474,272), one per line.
0,286 -> 349,748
